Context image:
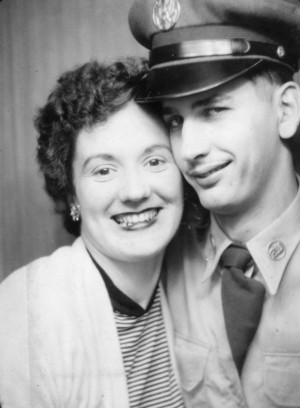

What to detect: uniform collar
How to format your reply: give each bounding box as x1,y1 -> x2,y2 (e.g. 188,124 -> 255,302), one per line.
203,177 -> 300,295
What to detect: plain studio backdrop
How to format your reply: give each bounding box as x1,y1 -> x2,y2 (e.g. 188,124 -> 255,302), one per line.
0,0 -> 299,281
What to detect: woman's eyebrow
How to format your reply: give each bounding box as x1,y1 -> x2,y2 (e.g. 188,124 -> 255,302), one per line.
83,153 -> 115,168
82,145 -> 171,168
143,144 -> 172,155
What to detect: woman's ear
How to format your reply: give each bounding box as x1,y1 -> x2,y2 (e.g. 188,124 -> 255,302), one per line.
67,192 -> 79,209
67,193 -> 75,205
277,81 -> 300,140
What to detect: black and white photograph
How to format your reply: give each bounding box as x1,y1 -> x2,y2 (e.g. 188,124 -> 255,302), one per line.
1,1 -> 300,407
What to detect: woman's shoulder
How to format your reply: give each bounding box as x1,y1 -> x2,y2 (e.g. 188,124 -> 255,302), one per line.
0,237 -> 97,329
0,237 -> 87,292
26,237 -> 84,275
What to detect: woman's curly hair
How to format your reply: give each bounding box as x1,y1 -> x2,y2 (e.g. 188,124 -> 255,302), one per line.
35,57 -> 150,236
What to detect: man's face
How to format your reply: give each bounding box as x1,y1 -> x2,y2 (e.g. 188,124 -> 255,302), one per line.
162,77 -> 286,218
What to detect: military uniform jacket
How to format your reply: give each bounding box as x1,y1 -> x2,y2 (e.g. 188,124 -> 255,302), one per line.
166,185 -> 300,408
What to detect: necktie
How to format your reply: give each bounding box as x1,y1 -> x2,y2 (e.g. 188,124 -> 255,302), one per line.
221,244 -> 266,375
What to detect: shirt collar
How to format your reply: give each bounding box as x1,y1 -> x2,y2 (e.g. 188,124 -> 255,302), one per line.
203,177 -> 300,295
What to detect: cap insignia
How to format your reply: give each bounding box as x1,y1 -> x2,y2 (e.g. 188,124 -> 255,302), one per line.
276,45 -> 286,59
152,0 -> 181,31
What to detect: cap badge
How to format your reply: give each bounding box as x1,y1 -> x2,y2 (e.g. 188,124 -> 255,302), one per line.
152,0 -> 181,31
276,45 -> 286,59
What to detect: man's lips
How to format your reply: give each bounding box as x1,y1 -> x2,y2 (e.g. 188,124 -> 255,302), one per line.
188,161 -> 231,179
112,208 -> 160,228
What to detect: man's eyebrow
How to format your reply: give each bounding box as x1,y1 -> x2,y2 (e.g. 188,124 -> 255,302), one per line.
192,94 -> 231,109
162,93 -> 231,115
161,106 -> 177,116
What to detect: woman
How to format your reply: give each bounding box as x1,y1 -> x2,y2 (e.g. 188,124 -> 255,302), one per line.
0,58 -> 185,408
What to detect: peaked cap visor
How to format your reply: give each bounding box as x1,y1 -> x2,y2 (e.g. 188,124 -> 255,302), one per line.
137,59 -> 266,102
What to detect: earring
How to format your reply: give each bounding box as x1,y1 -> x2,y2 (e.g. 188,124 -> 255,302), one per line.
70,203 -> 81,222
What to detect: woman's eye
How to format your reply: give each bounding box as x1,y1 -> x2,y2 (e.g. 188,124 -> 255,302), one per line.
98,168 -> 110,175
149,159 -> 162,166
93,167 -> 115,180
145,157 -> 167,171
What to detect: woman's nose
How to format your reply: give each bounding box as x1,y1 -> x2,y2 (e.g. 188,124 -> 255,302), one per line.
118,171 -> 151,203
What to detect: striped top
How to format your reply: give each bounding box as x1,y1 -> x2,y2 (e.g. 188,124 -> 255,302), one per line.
115,286 -> 184,408
90,257 -> 184,408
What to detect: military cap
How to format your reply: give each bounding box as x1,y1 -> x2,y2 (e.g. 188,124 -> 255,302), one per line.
129,0 -> 300,100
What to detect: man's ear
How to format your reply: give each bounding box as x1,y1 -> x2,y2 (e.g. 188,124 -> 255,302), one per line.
277,81 -> 300,139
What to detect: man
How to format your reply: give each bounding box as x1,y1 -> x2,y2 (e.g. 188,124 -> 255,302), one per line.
129,1 -> 300,407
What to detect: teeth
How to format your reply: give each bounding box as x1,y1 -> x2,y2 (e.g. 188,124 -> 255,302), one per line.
115,209 -> 158,227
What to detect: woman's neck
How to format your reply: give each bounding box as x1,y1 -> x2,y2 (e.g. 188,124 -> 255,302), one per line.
84,239 -> 164,309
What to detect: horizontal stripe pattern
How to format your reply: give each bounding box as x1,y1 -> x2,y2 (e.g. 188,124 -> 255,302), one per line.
115,286 -> 184,408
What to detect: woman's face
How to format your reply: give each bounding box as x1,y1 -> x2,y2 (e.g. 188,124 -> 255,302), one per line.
72,101 -> 183,263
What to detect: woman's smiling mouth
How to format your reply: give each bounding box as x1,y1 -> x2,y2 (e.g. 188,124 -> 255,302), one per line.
113,208 -> 160,229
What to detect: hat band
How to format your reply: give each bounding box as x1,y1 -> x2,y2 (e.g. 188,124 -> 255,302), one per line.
150,39 -> 298,71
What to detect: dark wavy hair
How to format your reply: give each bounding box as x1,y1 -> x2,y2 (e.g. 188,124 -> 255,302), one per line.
35,57 -> 206,236
35,57 -> 153,236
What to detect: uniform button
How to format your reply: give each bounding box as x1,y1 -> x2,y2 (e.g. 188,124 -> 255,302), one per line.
268,241 -> 286,260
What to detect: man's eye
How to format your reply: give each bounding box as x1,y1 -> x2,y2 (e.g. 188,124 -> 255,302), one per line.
166,115 -> 183,130
203,107 -> 227,118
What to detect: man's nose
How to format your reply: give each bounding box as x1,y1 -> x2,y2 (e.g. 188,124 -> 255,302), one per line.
181,118 -> 211,162
118,170 -> 151,203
